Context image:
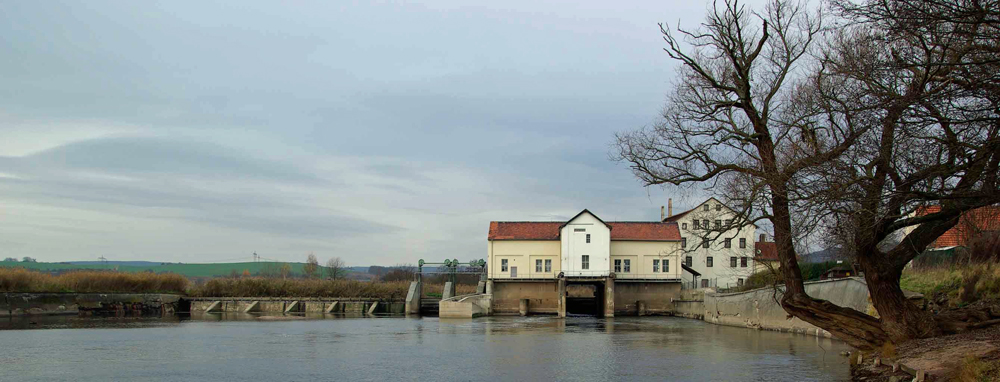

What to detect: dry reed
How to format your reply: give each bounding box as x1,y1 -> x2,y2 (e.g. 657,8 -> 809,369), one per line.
0,268 -> 189,294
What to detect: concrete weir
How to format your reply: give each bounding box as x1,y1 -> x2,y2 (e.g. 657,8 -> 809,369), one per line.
184,297 -> 406,315
489,277 -> 682,317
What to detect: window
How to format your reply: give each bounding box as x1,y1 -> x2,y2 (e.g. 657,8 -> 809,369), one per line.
724,219 -> 731,228
685,256 -> 692,267
501,259 -> 509,272
662,259 -> 669,272
701,279 -> 709,288
702,239 -> 709,248
536,259 -> 543,273
737,278 -> 744,286
693,220 -> 700,229
614,259 -> 621,272
706,256 -> 713,267
730,257 -> 737,267
703,205 -> 709,211
681,237 -> 687,248
739,238 -> 747,248
714,220 -> 721,229
582,255 -> 590,270
702,220 -> 709,230
715,204 -> 721,211
574,228 -> 585,232
682,223 -> 687,230
586,234 -> 591,243
544,259 -> 552,272
653,259 -> 660,272
741,257 -> 748,268
724,238 -> 732,248
624,259 -> 631,273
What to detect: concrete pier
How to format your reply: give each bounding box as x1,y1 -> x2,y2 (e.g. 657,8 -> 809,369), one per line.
442,282 -> 456,300
604,278 -> 615,317
243,301 -> 260,313
519,299 -> 529,316
325,301 -> 339,313
557,278 -> 566,318
405,281 -> 422,315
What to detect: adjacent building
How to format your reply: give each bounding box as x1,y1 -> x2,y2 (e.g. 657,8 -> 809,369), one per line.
663,197 -> 758,289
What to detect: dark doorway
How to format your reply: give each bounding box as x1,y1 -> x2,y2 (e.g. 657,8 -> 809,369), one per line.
565,283 -> 604,316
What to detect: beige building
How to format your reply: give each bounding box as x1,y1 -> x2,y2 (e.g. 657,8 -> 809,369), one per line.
487,210 -> 683,281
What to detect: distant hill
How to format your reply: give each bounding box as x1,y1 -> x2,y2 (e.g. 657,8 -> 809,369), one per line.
800,247 -> 849,264
67,261 -> 167,267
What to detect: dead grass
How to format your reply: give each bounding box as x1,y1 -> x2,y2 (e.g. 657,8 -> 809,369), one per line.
421,283 -> 478,298
901,264 -> 1000,304
957,355 -> 1000,382
0,267 -> 189,294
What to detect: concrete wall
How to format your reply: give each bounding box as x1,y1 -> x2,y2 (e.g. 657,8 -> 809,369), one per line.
672,289 -> 707,319
1,293 -> 182,317
613,282 -> 681,315
701,277 -> 872,337
439,294 -> 491,318
491,281 -> 560,315
187,298 -> 405,314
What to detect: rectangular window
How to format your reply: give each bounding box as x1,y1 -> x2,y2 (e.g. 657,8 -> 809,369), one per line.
574,228 -> 585,232
582,255 -> 589,270
707,257 -> 713,267
703,205 -> 709,211
693,220 -> 700,229
739,238 -> 747,248
544,259 -> 552,272
586,234 -> 591,243
702,220 -> 709,230
714,220 -> 721,229
653,259 -> 660,273
702,239 -> 709,249
685,256 -> 692,267
624,259 -> 631,273
682,223 -> 688,230
737,278 -> 744,286
501,259 -> 509,272
716,204 -> 721,211
724,238 -> 732,248
663,259 -> 669,273
730,257 -> 737,267
741,257 -> 748,268
614,259 -> 621,272
681,237 -> 687,248
536,259 -> 543,273
724,219 -> 731,228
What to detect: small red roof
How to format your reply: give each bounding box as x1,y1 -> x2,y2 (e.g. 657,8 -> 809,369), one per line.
488,221 -> 681,241
755,241 -> 778,261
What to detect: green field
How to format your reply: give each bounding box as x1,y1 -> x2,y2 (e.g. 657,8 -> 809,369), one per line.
0,261 -> 319,278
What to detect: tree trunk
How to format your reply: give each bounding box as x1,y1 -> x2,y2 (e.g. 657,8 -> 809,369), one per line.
771,188 -> 890,349
858,254 -> 941,342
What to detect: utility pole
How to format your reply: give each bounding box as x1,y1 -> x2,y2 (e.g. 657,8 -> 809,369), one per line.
98,256 -> 108,268
253,252 -> 258,263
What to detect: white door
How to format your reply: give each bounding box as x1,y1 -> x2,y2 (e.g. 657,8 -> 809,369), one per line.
510,266 -> 517,278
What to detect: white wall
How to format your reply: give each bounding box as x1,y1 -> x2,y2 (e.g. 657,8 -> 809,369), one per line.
676,199 -> 757,288
560,212 -> 610,277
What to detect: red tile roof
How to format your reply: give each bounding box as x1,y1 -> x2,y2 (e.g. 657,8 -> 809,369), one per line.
488,221 -> 681,241
915,205 -> 1000,248
755,241 -> 778,261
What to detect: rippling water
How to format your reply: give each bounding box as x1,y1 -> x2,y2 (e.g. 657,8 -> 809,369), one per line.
0,314 -> 851,381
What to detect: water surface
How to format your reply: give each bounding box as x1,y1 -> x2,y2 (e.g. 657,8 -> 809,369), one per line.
0,314 -> 851,381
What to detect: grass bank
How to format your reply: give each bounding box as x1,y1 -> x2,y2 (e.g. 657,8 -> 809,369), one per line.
901,264 -> 1000,304
189,278 -> 413,299
0,268 -> 189,294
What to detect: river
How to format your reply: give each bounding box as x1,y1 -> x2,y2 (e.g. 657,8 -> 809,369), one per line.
0,314 -> 851,381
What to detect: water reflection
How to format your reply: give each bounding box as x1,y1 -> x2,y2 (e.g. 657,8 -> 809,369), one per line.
1,315 -> 850,381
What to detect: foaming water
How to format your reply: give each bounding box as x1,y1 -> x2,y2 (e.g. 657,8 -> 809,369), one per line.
0,314 -> 851,381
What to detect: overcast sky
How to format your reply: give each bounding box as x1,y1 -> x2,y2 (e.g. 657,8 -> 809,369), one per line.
1,0 -> 725,265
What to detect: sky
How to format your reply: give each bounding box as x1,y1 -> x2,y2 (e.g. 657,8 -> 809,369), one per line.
1,0 -> 722,265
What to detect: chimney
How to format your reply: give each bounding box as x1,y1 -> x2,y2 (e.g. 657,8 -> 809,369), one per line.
660,206 -> 665,221
668,199 -> 673,218
759,234 -> 766,242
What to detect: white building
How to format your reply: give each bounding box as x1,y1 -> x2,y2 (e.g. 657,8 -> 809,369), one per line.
664,197 -> 758,289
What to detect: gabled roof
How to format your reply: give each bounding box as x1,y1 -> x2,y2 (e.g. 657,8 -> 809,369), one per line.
559,209 -> 611,229
663,197 -> 727,222
488,219 -> 681,241
914,205 -> 1000,248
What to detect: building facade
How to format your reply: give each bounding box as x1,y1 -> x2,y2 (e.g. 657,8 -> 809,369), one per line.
487,210 -> 683,281
664,198 -> 758,289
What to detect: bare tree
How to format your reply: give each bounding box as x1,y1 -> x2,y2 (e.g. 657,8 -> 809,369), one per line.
303,253 -> 319,279
325,257 -> 346,280
615,0 -> 1000,348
